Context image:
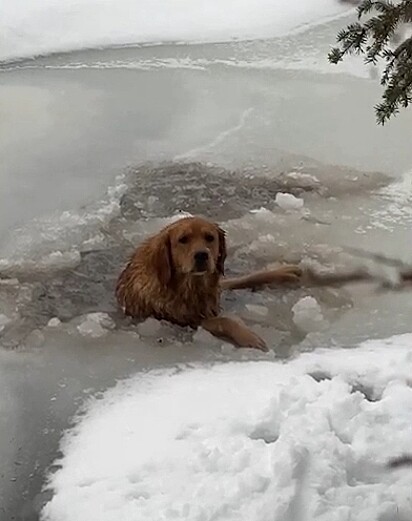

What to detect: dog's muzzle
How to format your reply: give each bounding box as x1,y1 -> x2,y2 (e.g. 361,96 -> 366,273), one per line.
193,250 -> 209,273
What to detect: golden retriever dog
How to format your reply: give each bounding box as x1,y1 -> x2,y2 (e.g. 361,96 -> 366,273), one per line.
116,216 -> 301,351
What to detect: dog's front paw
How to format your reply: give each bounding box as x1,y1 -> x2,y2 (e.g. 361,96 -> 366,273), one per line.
235,328 -> 268,352
275,264 -> 302,283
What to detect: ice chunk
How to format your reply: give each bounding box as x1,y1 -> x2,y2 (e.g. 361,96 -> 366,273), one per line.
24,329 -> 45,348
248,207 -> 279,225
90,313 -> 115,330
146,196 -> 159,212
245,235 -> 279,256
287,171 -> 320,184
193,328 -> 222,347
77,320 -> 106,338
137,318 -> 163,337
0,314 -> 11,333
1,250 -> 81,275
136,318 -> 183,343
220,343 -> 237,355
47,317 -> 62,328
77,313 -> 115,338
0,278 -> 19,287
275,192 -> 304,210
292,296 -> 327,333
245,304 -> 269,317
249,207 -> 274,217
81,233 -> 106,252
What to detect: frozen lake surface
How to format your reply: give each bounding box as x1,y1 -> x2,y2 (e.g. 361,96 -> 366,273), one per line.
1,2 -> 412,520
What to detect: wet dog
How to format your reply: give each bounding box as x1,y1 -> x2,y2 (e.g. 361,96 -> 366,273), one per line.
116,216 -> 301,350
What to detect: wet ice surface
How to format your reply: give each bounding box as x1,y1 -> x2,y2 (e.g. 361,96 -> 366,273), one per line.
2,27 -> 412,521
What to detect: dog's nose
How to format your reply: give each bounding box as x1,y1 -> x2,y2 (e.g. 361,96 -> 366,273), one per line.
194,251 -> 209,265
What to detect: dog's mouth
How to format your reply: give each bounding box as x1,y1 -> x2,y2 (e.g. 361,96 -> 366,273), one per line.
192,250 -> 213,274
181,264 -> 211,276
191,268 -> 208,276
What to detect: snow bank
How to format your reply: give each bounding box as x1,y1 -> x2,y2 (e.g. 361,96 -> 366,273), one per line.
42,334 -> 412,521
1,0 -> 354,62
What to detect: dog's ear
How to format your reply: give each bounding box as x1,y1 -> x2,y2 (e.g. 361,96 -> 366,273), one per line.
151,231 -> 173,287
216,226 -> 227,276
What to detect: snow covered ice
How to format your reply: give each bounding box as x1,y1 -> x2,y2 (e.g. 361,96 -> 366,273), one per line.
0,0 -> 354,62
42,335 -> 412,521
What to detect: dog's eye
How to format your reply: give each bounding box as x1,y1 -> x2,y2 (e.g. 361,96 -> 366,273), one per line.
178,235 -> 189,244
204,233 -> 215,243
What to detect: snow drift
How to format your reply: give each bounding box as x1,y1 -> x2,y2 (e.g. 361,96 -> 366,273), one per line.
42,335 -> 412,521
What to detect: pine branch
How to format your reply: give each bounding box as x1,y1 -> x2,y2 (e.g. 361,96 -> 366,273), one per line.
329,0 -> 412,124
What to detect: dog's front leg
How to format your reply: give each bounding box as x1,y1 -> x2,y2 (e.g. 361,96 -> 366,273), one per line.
220,265 -> 302,291
201,316 -> 268,351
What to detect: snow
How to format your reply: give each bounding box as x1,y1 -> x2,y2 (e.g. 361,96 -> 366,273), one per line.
0,0 -> 355,62
42,334 -> 412,521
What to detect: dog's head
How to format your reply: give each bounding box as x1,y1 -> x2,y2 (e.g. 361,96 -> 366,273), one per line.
149,216 -> 227,286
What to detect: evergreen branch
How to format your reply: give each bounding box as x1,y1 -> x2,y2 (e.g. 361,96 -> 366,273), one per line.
329,0 -> 412,124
